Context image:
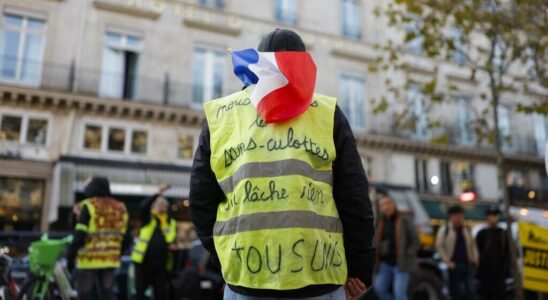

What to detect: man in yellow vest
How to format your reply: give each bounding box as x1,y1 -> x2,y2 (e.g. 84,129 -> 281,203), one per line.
66,177 -> 130,300
131,185 -> 177,300
190,29 -> 375,299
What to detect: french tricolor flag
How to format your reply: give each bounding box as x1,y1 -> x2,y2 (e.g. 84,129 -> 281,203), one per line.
231,49 -> 317,123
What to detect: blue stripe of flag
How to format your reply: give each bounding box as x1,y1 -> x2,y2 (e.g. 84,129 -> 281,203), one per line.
231,48 -> 259,86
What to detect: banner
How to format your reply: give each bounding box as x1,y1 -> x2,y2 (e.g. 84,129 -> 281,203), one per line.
519,222 -> 548,292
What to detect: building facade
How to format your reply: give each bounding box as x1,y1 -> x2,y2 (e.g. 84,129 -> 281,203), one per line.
0,0 -> 546,232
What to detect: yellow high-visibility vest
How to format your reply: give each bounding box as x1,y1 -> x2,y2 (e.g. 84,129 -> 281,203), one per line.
131,217 -> 177,269
204,87 -> 347,290
76,198 -> 128,269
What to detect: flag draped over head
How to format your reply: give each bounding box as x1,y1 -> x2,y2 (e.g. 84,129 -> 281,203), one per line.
231,49 -> 317,124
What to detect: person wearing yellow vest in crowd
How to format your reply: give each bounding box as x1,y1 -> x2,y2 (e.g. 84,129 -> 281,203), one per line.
131,185 -> 177,300
66,177 -> 130,300
189,29 -> 375,299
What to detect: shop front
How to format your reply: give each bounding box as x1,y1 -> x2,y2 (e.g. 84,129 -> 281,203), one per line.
49,156 -> 196,247
0,158 -> 53,232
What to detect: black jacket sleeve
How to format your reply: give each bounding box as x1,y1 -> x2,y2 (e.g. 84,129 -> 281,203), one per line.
189,122 -> 225,269
332,106 -> 376,286
140,194 -> 158,226
66,205 -> 91,270
121,216 -> 133,254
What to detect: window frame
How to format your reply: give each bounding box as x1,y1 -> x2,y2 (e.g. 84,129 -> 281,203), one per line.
0,10 -> 47,86
0,110 -> 51,146
199,0 -> 225,9
533,113 -> 547,156
130,129 -> 149,155
404,16 -> 424,55
454,95 -> 475,146
339,73 -> 366,130
275,0 -> 297,26
415,158 -> 430,193
341,0 -> 361,39
80,121 -> 149,156
191,45 -> 227,108
106,126 -> 127,153
407,85 -> 430,140
98,28 -> 143,100
449,27 -> 466,64
497,104 -> 512,150
82,122 -> 105,152
176,131 -> 196,161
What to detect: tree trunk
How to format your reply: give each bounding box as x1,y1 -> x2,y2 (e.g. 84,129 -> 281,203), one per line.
491,79 -> 524,300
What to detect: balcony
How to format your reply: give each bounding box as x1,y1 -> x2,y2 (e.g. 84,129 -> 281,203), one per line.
364,119 -> 542,158
0,55 -> 198,108
0,56 -> 544,163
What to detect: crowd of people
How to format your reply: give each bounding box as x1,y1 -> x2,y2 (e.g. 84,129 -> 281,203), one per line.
64,29 -> 516,300
66,178 -> 183,300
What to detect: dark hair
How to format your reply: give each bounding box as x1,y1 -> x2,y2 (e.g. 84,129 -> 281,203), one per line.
448,205 -> 464,215
258,28 -> 306,52
376,188 -> 389,199
83,177 -> 112,198
485,205 -> 501,216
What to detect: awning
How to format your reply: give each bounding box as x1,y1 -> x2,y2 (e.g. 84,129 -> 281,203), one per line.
420,199 -> 498,221
53,156 -> 192,208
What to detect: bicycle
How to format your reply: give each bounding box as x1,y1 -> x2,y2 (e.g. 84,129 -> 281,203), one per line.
0,248 -> 20,300
18,235 -> 76,300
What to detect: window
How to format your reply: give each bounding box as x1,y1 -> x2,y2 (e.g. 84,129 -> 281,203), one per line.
497,104 -> 512,149
492,40 -> 504,71
275,0 -> 297,25
405,18 -> 423,54
455,161 -> 474,192
0,115 -> 22,141
83,125 -> 102,150
533,113 -> 547,156
363,156 -> 373,178
107,127 -> 126,151
200,0 -> 224,9
408,86 -> 429,140
507,170 -> 524,187
339,74 -> 365,128
99,30 -> 142,100
26,118 -> 47,145
0,114 -> 48,145
526,48 -> 539,80
192,47 -> 225,105
440,161 -> 453,196
0,12 -> 46,85
178,134 -> 194,159
455,96 -> 474,145
341,0 -> 361,39
415,158 -> 429,193
450,27 -> 465,64
83,123 -> 148,155
131,130 -> 148,154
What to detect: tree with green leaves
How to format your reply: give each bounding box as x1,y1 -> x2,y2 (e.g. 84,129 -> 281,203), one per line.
371,0 -> 547,298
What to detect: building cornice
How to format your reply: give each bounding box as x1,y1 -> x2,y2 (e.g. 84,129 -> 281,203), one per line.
0,84 -> 205,128
1,84 -> 543,168
357,133 -> 545,169
93,0 -> 161,20
182,5 -> 242,36
330,44 -> 377,63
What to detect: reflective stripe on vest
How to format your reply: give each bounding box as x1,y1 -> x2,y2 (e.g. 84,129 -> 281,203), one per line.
76,198 -> 128,269
131,217 -> 177,267
204,87 -> 347,290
